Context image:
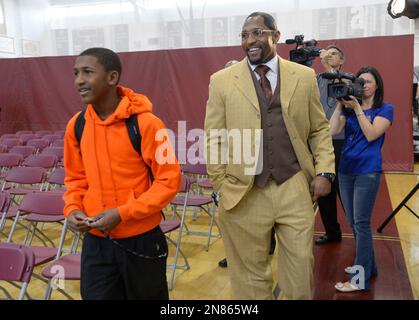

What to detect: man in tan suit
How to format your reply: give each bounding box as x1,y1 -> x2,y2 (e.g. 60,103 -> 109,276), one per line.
204,12 -> 335,300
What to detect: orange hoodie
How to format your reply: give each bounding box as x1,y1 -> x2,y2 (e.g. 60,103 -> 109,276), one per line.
63,86 -> 181,239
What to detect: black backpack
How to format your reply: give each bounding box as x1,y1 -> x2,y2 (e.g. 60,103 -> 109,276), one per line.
74,110 -> 155,182
74,109 -> 142,157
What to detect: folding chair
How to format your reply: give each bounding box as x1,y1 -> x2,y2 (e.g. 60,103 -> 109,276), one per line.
0,144 -> 7,153
51,139 -> 64,148
41,147 -> 64,161
6,192 -> 80,300
0,133 -> 17,141
1,138 -> 22,151
44,167 -> 65,192
42,252 -> 81,300
15,130 -> 33,137
175,164 -> 220,250
18,134 -> 36,145
42,135 -> 61,146
1,166 -> 46,196
26,139 -> 50,153
0,153 -> 23,179
35,130 -> 52,138
160,175 -> 191,290
54,130 -> 65,139
0,191 -> 12,237
0,243 -> 35,300
8,145 -> 36,159
23,154 -> 58,172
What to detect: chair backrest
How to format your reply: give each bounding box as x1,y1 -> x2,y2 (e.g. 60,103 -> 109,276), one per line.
54,130 -> 65,139
0,134 -> 17,141
18,191 -> 65,216
35,130 -> 52,138
42,147 -> 64,160
8,146 -> 36,158
0,143 -> 7,153
182,163 -> 208,176
26,138 -> 49,151
51,139 -> 64,147
2,138 -> 22,150
179,175 -> 191,193
47,167 -> 65,186
0,191 -> 11,211
0,153 -> 23,167
24,154 -> 58,169
0,243 -> 35,283
19,134 -> 37,145
42,134 -> 61,145
15,130 -> 33,137
4,166 -> 46,185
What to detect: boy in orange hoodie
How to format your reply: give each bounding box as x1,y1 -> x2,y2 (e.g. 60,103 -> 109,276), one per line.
64,47 -> 181,300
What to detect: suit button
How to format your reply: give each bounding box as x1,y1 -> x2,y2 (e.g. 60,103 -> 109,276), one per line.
269,151 -> 273,155
268,123 -> 272,127
269,165 -> 273,169
268,110 -> 272,114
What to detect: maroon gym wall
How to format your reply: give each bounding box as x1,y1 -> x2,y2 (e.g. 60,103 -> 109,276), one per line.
0,34 -> 413,171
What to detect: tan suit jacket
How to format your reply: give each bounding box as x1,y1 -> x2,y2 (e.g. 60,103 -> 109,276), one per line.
204,56 -> 335,211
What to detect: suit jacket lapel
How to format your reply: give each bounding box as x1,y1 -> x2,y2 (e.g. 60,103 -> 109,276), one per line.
233,59 -> 260,113
279,57 -> 299,114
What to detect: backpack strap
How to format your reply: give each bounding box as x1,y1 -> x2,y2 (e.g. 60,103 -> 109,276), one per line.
125,114 -> 142,157
74,110 -> 86,145
125,114 -> 155,183
125,114 -> 160,217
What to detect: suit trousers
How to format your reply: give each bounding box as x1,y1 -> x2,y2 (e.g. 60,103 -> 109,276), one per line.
218,171 -> 315,300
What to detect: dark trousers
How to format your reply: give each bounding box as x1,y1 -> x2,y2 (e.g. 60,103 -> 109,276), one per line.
317,139 -> 344,238
81,226 -> 169,300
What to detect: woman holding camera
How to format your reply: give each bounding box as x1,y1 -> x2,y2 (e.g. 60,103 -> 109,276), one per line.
329,66 -> 393,292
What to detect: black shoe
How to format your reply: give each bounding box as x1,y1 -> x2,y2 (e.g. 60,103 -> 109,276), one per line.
315,234 -> 342,245
218,258 -> 228,268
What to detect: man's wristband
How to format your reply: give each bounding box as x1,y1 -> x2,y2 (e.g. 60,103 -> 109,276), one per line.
356,111 -> 364,117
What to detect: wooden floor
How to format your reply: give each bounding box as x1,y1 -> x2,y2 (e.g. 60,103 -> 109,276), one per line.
1,163 -> 419,300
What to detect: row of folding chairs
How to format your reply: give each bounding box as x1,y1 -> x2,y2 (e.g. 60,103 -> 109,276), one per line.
1,152 -> 63,171
0,165 -> 219,298
1,130 -> 64,140
0,191 -> 80,300
0,137 -> 64,153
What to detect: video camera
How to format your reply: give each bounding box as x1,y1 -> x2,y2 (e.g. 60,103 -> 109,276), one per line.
285,35 -> 321,67
321,72 -> 365,101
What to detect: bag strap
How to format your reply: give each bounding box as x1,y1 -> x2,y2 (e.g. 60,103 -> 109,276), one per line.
74,109 -> 86,145
125,114 -> 142,157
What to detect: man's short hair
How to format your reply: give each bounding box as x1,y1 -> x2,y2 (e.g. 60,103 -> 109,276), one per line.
325,45 -> 345,61
79,47 -> 122,83
246,12 -> 277,31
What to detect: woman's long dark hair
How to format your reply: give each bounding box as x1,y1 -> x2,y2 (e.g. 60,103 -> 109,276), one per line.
356,66 -> 384,108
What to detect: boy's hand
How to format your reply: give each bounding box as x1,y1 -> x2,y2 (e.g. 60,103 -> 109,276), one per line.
88,208 -> 122,233
67,210 -> 92,233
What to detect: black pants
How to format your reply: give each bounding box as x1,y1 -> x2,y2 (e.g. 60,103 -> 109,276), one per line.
317,139 -> 344,238
81,226 -> 169,300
